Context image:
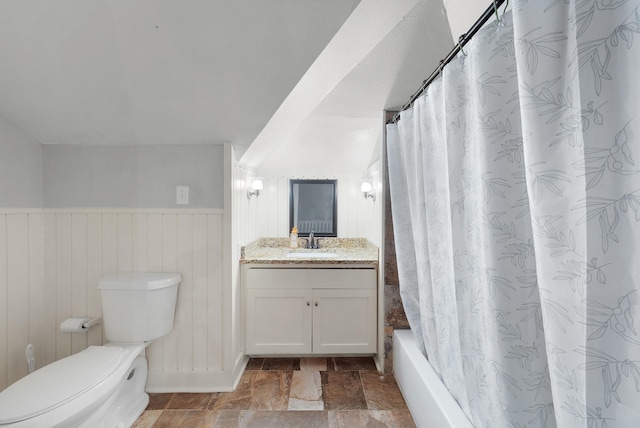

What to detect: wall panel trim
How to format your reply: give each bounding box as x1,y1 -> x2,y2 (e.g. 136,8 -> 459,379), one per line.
43,208 -> 224,215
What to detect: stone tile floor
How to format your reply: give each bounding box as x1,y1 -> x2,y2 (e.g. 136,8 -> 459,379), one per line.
133,357 -> 415,428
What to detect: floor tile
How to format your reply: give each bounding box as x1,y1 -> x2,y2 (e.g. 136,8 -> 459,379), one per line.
215,410 -> 329,428
328,410 -> 416,428
288,371 -> 324,410
287,397 -> 324,411
245,358 -> 264,370
151,410 -> 217,428
212,410 -> 242,428
300,357 -> 327,371
320,371 -> 367,410
166,393 -> 216,410
135,358 -> 415,427
146,393 -> 173,410
359,372 -> 407,410
329,357 -> 377,371
210,370 -> 292,411
131,410 -> 162,428
261,358 -> 300,371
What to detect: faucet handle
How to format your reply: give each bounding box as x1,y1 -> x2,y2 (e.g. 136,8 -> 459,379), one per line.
315,237 -> 324,248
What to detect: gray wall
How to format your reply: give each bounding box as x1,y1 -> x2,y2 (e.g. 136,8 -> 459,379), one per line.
43,145 -> 224,208
0,116 -> 43,207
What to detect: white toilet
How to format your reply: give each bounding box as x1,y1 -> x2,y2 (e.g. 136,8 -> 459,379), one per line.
0,272 -> 181,428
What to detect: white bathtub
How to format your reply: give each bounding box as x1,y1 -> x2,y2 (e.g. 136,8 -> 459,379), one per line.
393,330 -> 474,428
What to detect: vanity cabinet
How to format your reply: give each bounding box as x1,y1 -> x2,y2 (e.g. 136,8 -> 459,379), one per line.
244,266 -> 377,355
246,288 -> 312,354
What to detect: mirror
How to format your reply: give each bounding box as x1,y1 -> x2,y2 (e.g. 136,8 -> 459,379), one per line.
290,179 -> 337,237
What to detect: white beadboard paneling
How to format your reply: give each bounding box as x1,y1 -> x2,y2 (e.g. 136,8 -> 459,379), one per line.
207,213 -> 223,370
356,176 -> 369,239
0,208 -> 227,392
42,213 -> 57,367
117,213 -> 133,272
192,214 -> 208,371
86,213 -> 103,347
146,214 -> 164,272
0,213 -> 47,389
277,177 -> 289,235
162,214 -> 178,273
262,176 -> 275,236
102,213 -> 118,275
28,213 -> 45,370
367,161 -> 382,247
146,213 -> 164,372
161,214 -> 178,372
177,214 -> 193,371
6,215 -> 29,385
0,215 -> 8,388
55,213 -> 72,361
346,177 -> 358,237
133,213 -> 148,272
253,175 -> 377,239
71,213 -> 88,355
229,147 -> 248,377
269,177 -> 279,236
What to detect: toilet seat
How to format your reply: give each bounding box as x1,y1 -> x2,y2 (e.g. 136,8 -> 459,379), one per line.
0,346 -> 123,424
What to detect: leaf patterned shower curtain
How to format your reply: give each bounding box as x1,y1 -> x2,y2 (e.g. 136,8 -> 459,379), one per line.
387,1 -> 640,427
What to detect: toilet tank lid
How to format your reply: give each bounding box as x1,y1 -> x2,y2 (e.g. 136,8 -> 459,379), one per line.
99,272 -> 182,290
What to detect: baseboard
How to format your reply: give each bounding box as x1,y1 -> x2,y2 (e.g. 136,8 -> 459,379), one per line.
146,356 -> 249,393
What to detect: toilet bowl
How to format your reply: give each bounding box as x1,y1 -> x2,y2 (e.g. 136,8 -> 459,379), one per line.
0,272 -> 181,428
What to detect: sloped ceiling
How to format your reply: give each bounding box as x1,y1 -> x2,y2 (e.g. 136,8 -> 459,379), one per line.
0,0 -> 360,147
0,0 -> 455,176
241,0 -> 453,175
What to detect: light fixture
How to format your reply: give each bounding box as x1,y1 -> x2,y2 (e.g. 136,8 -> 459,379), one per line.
360,180 -> 375,201
247,177 -> 264,199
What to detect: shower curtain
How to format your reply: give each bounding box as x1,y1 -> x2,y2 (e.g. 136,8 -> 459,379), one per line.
387,1 -> 640,427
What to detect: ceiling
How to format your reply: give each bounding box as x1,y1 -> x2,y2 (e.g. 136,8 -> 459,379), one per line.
0,0 -> 454,175
242,0 -> 454,175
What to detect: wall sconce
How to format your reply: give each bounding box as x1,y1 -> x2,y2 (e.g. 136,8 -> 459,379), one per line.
247,177 -> 263,199
360,180 -> 375,201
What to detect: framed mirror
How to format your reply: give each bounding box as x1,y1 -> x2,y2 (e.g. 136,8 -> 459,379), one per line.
289,179 -> 337,237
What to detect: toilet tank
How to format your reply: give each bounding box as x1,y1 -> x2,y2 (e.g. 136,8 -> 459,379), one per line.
98,272 -> 181,343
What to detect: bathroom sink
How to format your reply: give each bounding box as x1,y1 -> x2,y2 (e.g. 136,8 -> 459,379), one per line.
286,252 -> 338,258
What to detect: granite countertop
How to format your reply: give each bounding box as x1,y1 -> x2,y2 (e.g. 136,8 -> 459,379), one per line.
240,238 -> 378,265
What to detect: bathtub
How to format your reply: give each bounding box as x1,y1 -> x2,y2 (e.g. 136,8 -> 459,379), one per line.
393,329 -> 474,428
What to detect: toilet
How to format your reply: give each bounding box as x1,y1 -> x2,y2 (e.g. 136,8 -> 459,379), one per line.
0,272 -> 181,428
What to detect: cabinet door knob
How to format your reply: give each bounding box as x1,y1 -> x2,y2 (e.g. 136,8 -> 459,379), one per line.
314,302 -> 318,307
306,302 -> 310,306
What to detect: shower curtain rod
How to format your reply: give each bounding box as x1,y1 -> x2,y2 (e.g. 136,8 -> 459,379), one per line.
389,0 -> 507,124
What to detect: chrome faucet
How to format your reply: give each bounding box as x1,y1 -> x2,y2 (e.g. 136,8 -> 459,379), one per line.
306,231 -> 319,249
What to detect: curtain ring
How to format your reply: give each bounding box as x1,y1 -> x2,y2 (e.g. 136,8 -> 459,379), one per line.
458,34 -> 466,57
494,0 -> 508,27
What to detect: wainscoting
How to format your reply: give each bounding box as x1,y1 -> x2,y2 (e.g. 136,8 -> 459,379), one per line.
0,208 -> 225,392
0,210 -> 44,389
247,175 -> 381,244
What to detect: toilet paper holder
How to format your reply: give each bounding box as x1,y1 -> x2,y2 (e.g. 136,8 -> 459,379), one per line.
82,317 -> 102,329
60,317 -> 102,333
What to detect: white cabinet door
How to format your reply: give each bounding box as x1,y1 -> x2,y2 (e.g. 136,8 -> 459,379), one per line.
245,288 -> 312,354
312,289 -> 377,354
